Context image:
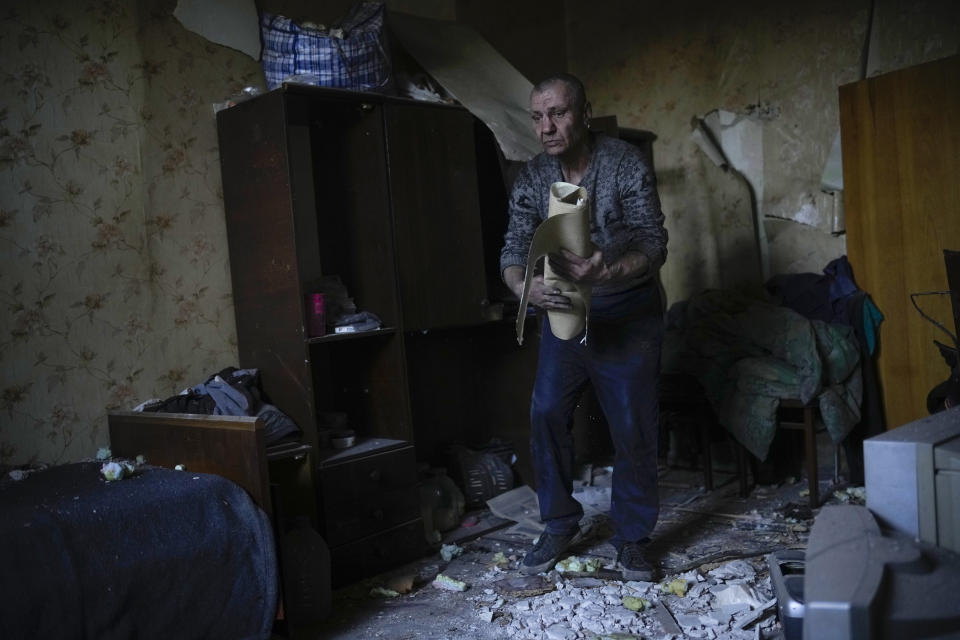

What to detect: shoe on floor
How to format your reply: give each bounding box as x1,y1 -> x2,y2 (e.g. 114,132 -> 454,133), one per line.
520,530 -> 579,575
618,541 -> 655,581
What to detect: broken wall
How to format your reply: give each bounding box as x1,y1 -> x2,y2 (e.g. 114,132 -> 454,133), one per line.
566,0 -> 960,304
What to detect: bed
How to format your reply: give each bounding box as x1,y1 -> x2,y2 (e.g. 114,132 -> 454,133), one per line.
0,459 -> 278,640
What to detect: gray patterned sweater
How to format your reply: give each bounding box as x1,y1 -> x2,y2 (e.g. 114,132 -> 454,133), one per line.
500,134 -> 667,296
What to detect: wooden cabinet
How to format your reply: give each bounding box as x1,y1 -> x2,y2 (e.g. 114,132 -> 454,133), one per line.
840,55 -> 960,429
316,439 -> 420,586
216,85 -> 498,581
218,86 -> 492,445
317,441 -> 419,547
385,104 -> 488,330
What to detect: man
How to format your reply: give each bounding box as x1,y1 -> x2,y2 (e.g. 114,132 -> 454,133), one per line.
500,73 -> 667,580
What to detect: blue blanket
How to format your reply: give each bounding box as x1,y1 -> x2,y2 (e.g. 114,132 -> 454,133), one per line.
0,462 -> 277,640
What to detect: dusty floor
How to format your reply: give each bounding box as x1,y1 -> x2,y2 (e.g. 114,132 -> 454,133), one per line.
297,435 -> 855,640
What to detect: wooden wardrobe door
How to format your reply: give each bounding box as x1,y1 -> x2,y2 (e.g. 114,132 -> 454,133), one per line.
840,54 -> 960,429
384,104 -> 488,331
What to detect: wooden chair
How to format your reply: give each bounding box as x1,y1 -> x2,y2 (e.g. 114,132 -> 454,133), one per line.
734,400 -> 839,509
658,374 -> 840,506
659,373 -> 716,491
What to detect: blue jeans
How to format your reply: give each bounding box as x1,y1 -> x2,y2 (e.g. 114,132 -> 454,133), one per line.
530,282 -> 662,550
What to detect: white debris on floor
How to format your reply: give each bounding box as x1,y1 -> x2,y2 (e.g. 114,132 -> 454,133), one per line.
460,555 -> 777,640
313,464 -> 855,639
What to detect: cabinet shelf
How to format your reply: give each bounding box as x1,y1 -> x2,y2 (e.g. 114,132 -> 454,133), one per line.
216,85 -> 516,585
305,326 -> 396,345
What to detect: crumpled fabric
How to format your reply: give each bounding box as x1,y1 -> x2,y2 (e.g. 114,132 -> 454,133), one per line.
662,290 -> 862,460
765,254 -> 884,355
334,310 -> 381,333
194,371 -> 256,416
142,367 -> 301,445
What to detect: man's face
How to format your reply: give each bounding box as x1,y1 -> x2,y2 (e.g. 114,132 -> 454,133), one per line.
530,82 -> 588,157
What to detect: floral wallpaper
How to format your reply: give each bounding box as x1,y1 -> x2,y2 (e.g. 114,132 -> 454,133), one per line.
1,0 -> 956,466
0,0 -> 264,465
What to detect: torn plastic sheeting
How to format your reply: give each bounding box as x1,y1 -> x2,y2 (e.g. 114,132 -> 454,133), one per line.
486,485 -> 544,539
696,109 -> 763,199
486,484 -> 607,540
692,108 -> 770,281
712,582 -> 766,609
707,559 -> 757,580
174,0 -> 261,60
573,485 -> 612,513
388,11 -> 540,161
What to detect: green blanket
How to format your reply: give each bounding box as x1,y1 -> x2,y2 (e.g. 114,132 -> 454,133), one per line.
662,290 -> 862,461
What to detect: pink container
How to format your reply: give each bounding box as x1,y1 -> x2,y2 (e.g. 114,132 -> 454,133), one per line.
306,293 -> 326,337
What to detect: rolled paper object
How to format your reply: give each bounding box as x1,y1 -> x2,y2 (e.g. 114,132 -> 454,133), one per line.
515,182 -> 593,345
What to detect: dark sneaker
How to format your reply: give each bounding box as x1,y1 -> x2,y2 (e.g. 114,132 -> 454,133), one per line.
618,541 -> 655,581
520,530 -> 579,575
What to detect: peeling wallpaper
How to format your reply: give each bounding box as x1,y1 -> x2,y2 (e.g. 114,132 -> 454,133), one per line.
566,0 -> 959,304
0,0 -> 263,465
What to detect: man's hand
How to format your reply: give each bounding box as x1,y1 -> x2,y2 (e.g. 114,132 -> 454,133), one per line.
524,274 -> 573,309
549,249 -> 611,285
549,249 -> 651,286
503,266 -> 572,309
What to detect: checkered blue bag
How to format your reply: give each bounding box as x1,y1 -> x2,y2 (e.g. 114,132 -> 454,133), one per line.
261,2 -> 391,92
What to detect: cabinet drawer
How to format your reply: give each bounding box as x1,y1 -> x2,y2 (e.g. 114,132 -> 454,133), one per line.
319,446 -> 419,546
330,518 -> 425,586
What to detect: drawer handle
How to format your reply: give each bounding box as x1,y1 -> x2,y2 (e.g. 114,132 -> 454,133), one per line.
369,469 -> 381,482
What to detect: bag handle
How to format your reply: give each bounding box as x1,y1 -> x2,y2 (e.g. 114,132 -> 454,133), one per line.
330,2 -> 390,90
330,35 -> 391,90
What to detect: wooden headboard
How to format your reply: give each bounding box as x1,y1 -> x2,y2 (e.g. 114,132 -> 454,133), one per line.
108,411 -> 271,514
